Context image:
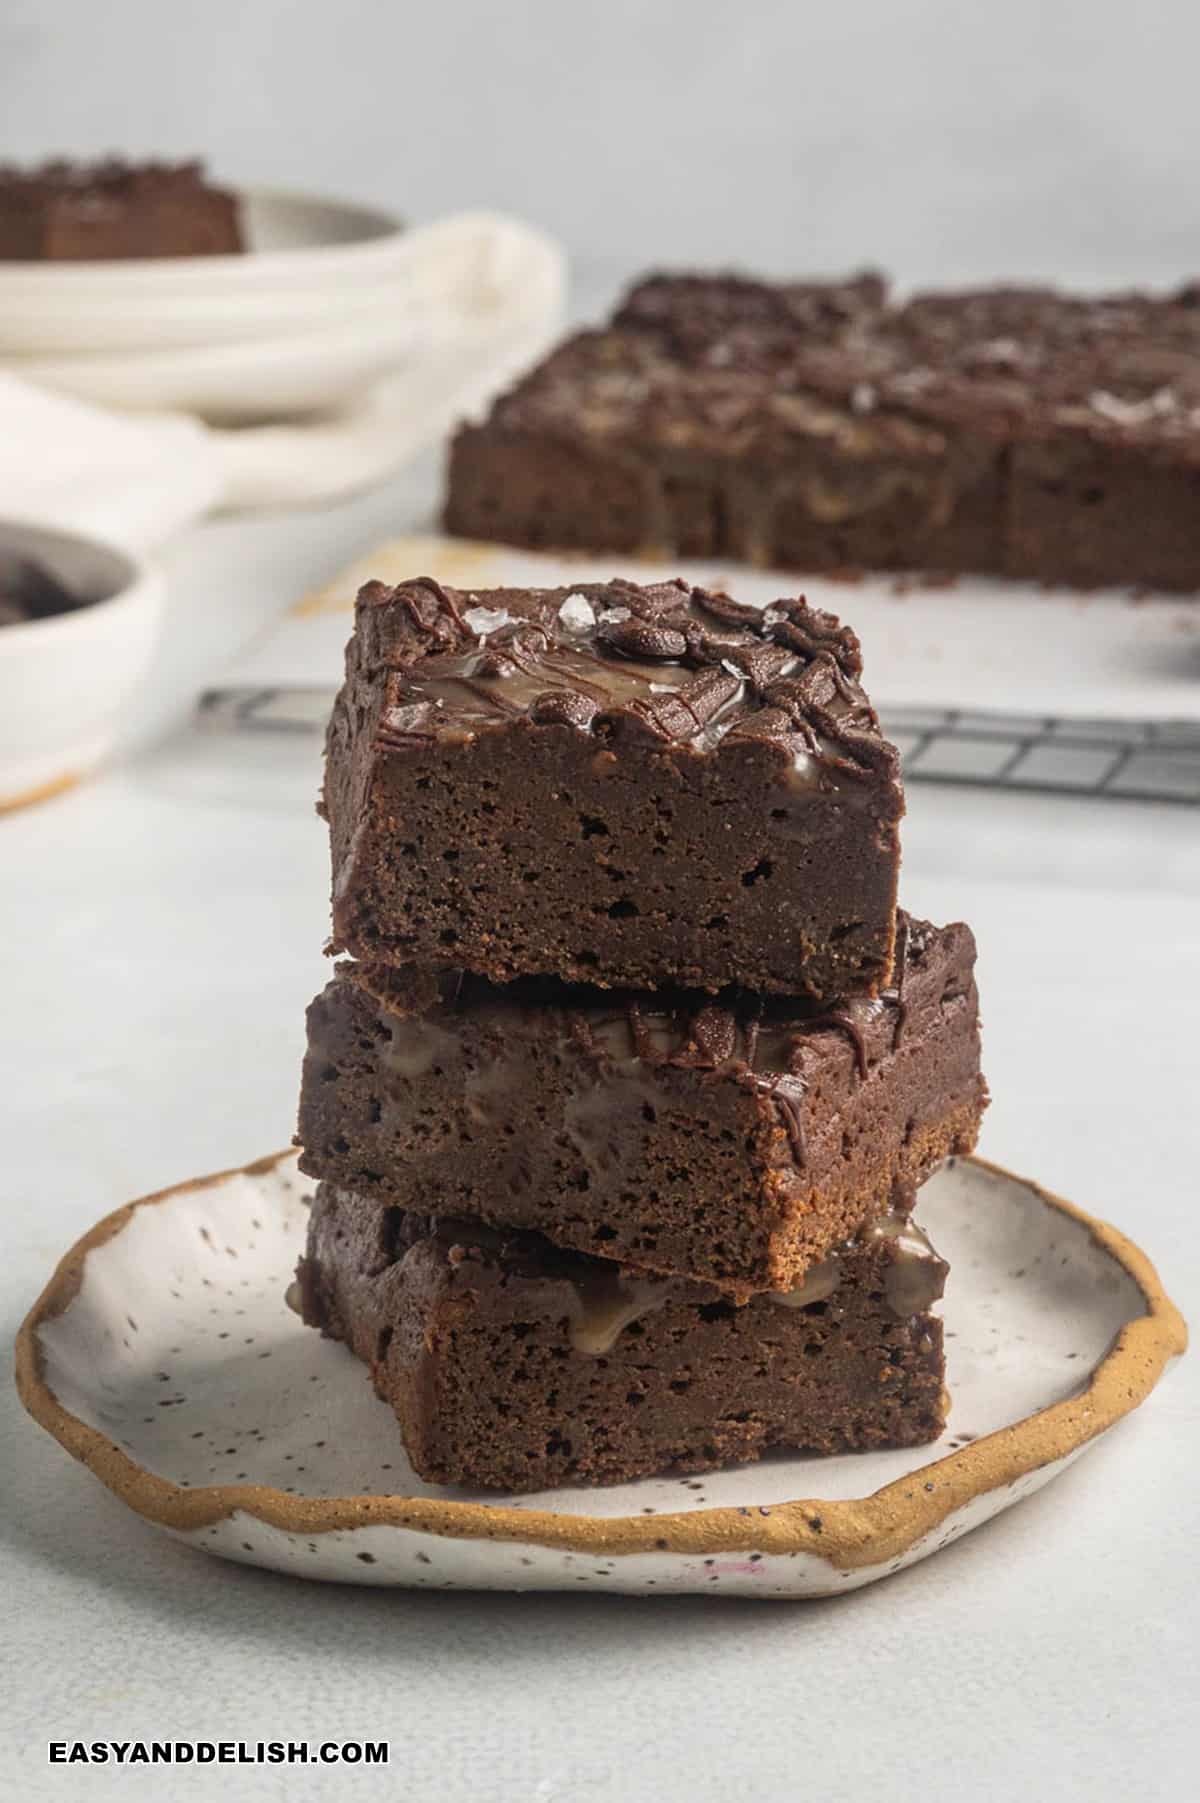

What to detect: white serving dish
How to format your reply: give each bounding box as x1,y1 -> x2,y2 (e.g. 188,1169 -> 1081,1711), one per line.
16,1150 -> 1184,1598
0,204 -> 565,423
0,519 -> 163,810
0,189 -> 410,351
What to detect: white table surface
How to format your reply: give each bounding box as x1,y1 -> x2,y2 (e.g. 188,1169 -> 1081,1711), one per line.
2,454 -> 1198,1803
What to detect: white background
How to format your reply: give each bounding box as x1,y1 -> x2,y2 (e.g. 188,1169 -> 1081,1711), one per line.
3,0 -> 1200,288
2,8 -> 1200,1799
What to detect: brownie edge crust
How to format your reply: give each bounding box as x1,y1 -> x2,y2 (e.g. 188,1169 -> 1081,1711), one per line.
297,1185 -> 949,1493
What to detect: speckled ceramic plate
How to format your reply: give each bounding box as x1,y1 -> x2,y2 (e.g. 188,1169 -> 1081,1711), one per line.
16,1151 -> 1184,1599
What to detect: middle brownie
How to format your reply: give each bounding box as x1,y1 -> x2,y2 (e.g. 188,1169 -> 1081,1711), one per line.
298,915 -> 985,1296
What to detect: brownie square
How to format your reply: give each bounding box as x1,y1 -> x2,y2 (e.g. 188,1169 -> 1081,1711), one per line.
0,158 -> 242,261
1009,432 -> 1200,591
296,1184 -> 949,1492
321,575 -> 904,1000
297,917 -> 985,1295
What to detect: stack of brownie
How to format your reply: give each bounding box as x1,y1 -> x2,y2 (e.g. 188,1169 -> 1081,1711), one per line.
292,574 -> 987,1491
445,268 -> 1200,592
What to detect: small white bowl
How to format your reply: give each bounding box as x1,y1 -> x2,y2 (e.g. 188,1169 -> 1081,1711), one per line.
0,519 -> 163,810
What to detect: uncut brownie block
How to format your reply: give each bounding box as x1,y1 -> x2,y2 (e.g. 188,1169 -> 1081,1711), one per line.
322,575 -> 904,1000
445,268 -> 1200,590
297,917 -> 985,1295
296,1185 -> 949,1492
443,271 -> 1004,571
0,159 -> 242,260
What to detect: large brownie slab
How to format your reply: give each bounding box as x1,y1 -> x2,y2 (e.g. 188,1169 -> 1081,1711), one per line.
0,159 -> 243,260
296,1184 -> 948,1492
444,269 -> 1200,590
322,575 -> 904,1000
297,916 -> 985,1295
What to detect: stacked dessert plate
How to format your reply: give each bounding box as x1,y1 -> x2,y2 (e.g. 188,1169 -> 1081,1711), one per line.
15,1149 -> 1183,1598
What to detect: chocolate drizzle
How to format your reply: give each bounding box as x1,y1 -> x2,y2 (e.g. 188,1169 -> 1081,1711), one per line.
360,576 -> 896,782
558,916 -> 938,1165
792,1010 -> 870,1080
758,1072 -> 809,1163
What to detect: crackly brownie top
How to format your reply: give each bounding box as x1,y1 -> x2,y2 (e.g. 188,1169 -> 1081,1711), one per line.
487,325 -> 950,460
799,283 -> 1200,452
476,268 -> 1200,460
353,574 -> 897,780
613,269 -> 888,350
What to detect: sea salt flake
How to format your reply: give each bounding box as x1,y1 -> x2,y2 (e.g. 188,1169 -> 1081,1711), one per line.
851,383 -> 877,414
463,605 -> 511,637
557,593 -> 595,632
1088,387 -> 1178,427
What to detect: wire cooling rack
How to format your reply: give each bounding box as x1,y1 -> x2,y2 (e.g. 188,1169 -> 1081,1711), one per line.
196,687 -> 1200,805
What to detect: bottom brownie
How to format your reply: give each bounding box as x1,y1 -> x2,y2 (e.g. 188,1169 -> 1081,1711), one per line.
296,1185 -> 949,1492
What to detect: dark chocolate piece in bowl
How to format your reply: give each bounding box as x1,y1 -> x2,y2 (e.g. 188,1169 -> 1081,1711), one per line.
0,556 -> 84,628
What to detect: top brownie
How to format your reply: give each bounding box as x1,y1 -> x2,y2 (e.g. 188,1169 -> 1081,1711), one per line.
322,575 -> 903,998
0,158 -> 243,261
